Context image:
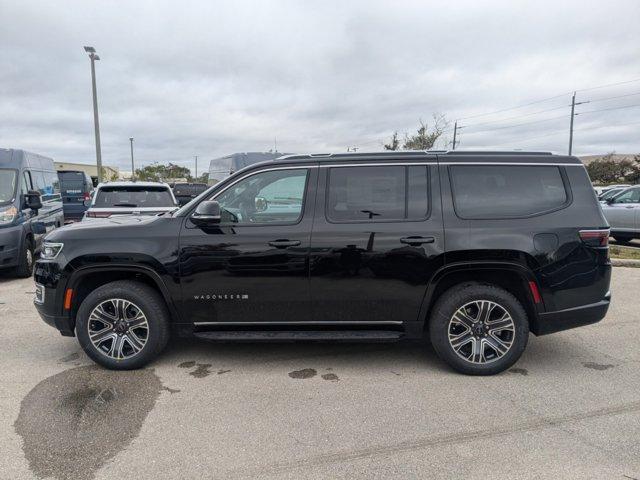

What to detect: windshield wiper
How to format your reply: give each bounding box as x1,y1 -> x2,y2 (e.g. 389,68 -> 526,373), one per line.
112,203 -> 138,207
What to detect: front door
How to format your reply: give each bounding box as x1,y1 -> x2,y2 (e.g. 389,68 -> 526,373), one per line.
603,188 -> 640,231
179,166 -> 317,326
309,162 -> 445,325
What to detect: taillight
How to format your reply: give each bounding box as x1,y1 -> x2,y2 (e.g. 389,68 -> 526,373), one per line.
579,229 -> 610,247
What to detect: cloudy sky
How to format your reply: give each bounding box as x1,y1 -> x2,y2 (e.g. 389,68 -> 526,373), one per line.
1,0 -> 639,175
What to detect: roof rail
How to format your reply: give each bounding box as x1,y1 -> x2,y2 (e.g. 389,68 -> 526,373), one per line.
443,150 -> 554,156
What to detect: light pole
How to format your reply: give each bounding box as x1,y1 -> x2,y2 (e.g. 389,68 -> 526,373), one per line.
129,137 -> 135,181
84,46 -> 103,183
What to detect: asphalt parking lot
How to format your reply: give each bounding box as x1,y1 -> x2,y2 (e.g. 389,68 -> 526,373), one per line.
1,269 -> 639,480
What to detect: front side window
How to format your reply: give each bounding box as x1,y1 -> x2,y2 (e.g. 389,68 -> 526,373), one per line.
450,165 -> 569,219
612,188 -> 640,204
326,165 -> 429,222
214,168 -> 308,224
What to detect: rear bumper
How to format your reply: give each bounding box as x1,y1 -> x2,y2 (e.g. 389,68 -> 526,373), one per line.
533,292 -> 611,335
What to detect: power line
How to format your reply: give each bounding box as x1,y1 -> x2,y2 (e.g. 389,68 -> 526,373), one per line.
456,77 -> 640,122
461,104 -> 569,129
586,91 -> 640,104
576,103 -> 640,115
462,114 -> 567,135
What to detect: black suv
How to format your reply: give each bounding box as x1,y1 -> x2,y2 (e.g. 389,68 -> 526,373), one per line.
34,151 -> 611,375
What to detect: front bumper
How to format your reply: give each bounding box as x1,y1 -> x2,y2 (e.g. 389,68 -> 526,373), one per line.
34,260 -> 75,336
533,292 -> 611,335
0,224 -> 22,269
34,301 -> 76,336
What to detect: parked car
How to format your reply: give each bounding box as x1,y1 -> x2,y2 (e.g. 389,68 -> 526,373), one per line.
0,148 -> 64,277
171,182 -> 208,207
57,170 -> 94,223
34,151 -> 611,375
601,186 -> 640,243
83,181 -> 178,219
208,152 -> 286,185
598,185 -> 631,201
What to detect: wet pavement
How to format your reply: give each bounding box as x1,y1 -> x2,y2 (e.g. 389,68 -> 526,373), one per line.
1,268 -> 639,479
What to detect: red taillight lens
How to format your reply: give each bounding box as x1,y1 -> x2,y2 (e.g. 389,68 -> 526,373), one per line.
579,229 -> 610,247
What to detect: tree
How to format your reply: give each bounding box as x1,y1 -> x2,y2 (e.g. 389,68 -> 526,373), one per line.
384,114 -> 448,151
135,162 -> 192,182
586,152 -> 640,184
384,131 -> 400,151
194,172 -> 209,184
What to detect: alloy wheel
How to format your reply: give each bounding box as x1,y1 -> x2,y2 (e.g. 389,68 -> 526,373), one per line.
447,300 -> 515,364
88,299 -> 149,360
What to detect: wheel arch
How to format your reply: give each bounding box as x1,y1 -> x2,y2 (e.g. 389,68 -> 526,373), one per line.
66,265 -> 182,328
419,262 -> 543,334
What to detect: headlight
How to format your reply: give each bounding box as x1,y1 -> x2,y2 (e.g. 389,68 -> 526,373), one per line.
41,242 -> 64,260
0,206 -> 17,224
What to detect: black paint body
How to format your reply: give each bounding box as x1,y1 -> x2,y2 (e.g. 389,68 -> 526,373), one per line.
34,152 -> 611,340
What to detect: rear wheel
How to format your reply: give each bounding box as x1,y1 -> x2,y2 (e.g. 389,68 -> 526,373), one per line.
429,283 -> 529,375
14,237 -> 34,278
76,280 -> 170,370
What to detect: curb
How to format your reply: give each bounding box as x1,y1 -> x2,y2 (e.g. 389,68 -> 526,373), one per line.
611,258 -> 640,268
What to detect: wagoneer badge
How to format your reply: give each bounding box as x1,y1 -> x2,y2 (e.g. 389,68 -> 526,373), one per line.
193,294 -> 249,300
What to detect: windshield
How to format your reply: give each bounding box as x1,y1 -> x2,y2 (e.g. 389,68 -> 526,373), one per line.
94,186 -> 175,208
600,188 -> 623,200
0,169 -> 17,204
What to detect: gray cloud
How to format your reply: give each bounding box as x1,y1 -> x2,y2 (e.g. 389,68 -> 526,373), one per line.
1,0 -> 639,174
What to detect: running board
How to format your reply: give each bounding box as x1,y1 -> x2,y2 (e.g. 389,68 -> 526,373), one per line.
193,330 -> 404,342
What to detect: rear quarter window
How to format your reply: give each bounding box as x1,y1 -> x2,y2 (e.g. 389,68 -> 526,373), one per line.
449,165 -> 570,219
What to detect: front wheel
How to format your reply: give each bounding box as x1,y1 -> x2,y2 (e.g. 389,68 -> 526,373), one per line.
429,283 -> 529,375
76,280 -> 170,370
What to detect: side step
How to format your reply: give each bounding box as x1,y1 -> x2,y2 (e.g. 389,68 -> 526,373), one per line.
193,330 -> 404,342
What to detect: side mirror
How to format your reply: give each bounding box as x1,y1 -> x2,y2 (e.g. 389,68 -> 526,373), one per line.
83,199 -> 92,207
26,190 -> 42,212
255,196 -> 268,212
606,197 -> 615,205
191,200 -> 221,226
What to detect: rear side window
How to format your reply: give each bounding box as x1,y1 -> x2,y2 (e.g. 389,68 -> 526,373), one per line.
326,165 -> 429,222
449,165 -> 569,219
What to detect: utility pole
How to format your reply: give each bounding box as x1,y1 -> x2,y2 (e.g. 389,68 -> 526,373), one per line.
129,137 -> 135,180
452,121 -> 459,150
84,46 -> 103,183
195,155 -> 198,179
568,91 -> 589,156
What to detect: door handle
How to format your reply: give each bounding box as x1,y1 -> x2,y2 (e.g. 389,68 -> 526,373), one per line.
625,206 -> 635,209
400,236 -> 435,246
268,239 -> 301,248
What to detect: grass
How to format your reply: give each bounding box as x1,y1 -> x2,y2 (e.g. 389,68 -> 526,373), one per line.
610,244 -> 640,260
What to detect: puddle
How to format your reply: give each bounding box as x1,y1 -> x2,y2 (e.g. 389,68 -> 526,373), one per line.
59,352 -> 80,363
14,365 -> 162,480
189,363 -> 212,378
178,361 -> 196,368
288,368 -> 317,379
583,362 -> 615,371
321,373 -> 339,382
508,368 -> 529,376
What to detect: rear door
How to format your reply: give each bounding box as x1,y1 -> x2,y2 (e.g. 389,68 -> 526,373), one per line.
308,160 -> 445,325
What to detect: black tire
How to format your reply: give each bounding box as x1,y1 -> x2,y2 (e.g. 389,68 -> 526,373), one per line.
14,236 -> 34,278
429,283 -> 529,376
76,280 -> 170,370
612,235 -> 632,244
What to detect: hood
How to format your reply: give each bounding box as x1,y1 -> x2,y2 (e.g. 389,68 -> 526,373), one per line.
44,214 -> 163,241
